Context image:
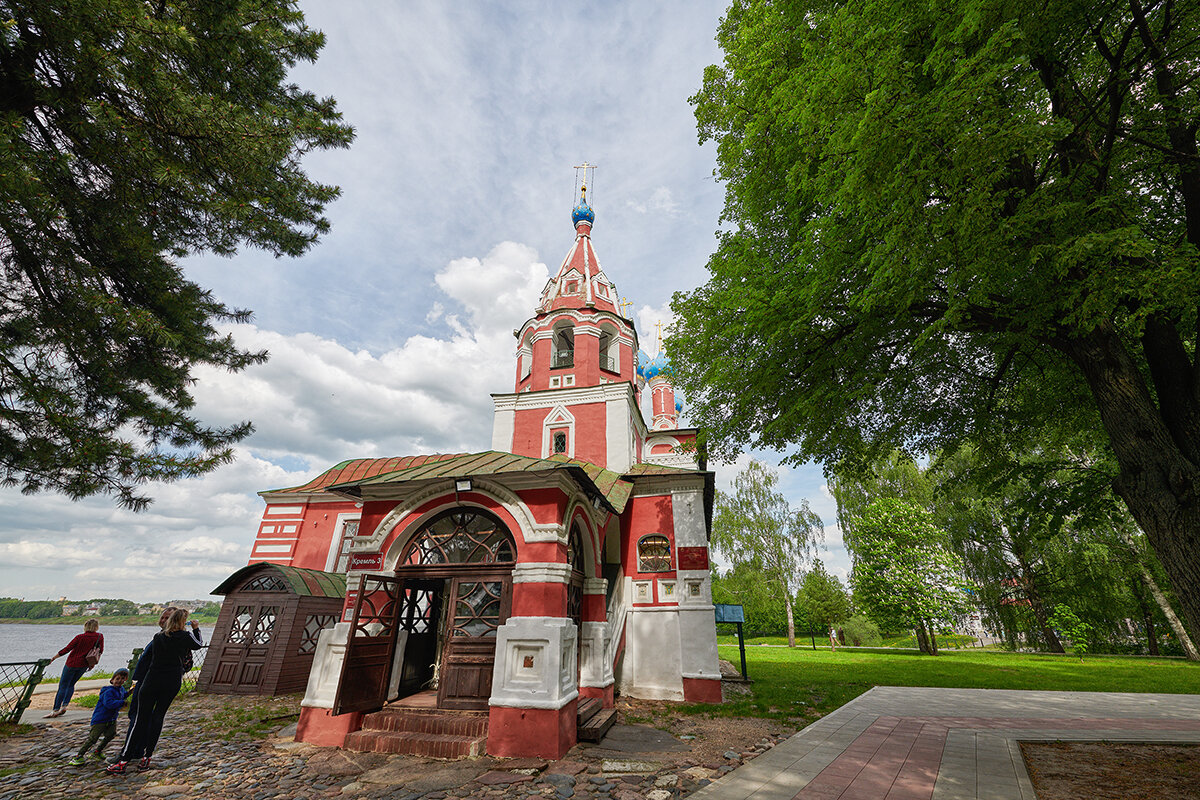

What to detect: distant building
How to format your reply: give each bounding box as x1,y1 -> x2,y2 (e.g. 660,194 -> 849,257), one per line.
83,604 -> 101,616
167,599 -> 206,611
61,604 -> 80,616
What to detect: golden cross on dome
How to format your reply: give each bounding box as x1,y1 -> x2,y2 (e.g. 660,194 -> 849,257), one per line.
619,296 -> 632,319
655,320 -> 664,352
573,161 -> 597,198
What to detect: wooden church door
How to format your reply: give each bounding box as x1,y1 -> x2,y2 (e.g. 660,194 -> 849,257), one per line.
394,507 -> 517,711
437,574 -> 511,709
333,574 -> 403,715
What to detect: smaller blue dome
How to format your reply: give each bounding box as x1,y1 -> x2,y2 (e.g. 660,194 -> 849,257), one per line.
572,200 -> 595,226
637,349 -> 670,382
674,398 -> 683,413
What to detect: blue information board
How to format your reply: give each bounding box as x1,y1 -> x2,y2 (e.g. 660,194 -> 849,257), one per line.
714,603 -> 745,624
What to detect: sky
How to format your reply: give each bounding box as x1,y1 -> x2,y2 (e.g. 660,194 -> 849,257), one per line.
0,2 -> 846,604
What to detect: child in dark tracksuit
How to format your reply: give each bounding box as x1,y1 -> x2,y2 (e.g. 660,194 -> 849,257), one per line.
68,669 -> 129,765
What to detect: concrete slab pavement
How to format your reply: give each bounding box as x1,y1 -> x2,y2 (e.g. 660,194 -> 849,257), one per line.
688,687 -> 1200,800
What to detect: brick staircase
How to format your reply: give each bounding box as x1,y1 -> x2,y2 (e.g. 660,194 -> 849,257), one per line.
344,707 -> 488,758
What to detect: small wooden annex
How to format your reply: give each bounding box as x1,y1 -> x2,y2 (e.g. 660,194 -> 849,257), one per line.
198,563 -> 346,696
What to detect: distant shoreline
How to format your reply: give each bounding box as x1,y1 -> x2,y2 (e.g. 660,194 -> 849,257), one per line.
0,614 -> 219,626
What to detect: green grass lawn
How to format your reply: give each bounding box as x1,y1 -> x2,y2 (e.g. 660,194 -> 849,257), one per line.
693,643 -> 1200,722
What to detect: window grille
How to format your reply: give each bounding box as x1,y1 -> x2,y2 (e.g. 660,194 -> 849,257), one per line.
637,535 -> 672,573
399,509 -> 516,566
242,574 -> 288,592
297,614 -> 338,654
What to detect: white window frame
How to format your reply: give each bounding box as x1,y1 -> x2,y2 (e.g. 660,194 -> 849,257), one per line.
324,514 -> 362,573
541,405 -> 576,459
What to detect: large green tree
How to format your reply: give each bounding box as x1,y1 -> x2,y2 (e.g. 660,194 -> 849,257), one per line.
847,498 -> 974,654
712,459 -> 823,646
0,1 -> 353,508
671,0 -> 1200,640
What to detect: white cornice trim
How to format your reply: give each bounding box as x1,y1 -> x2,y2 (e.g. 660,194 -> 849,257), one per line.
489,690 -> 579,710
513,562 -> 573,584
492,382 -> 635,410
583,577 -> 607,595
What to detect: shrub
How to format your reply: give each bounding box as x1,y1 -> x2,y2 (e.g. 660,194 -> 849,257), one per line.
840,614 -> 883,647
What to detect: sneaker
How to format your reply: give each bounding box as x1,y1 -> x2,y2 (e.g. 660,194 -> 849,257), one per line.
136,757 -> 151,771
105,761 -> 128,775
90,751 -> 105,761
68,755 -> 86,766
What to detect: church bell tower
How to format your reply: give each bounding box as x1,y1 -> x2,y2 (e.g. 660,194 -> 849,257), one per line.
491,165 -> 645,470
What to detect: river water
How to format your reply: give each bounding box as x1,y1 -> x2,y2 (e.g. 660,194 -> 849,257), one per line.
0,623 -> 184,675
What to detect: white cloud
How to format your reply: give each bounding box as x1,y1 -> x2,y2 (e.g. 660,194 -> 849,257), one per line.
0,542 -> 94,568
0,242 -> 548,602
627,187 -> 682,216
0,2 -> 749,602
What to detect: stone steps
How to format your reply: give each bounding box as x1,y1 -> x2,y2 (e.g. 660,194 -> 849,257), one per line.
344,707 -> 487,759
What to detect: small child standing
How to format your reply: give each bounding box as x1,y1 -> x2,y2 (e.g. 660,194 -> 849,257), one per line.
68,669 -> 130,766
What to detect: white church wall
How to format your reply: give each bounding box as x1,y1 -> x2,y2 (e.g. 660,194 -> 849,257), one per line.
619,608 -> 684,700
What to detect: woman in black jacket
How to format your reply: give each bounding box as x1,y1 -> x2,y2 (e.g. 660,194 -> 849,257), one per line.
107,609 -> 203,774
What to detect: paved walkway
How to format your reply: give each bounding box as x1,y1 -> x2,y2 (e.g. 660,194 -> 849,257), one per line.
690,687 -> 1200,800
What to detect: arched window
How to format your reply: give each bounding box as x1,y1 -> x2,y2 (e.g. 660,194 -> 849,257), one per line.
637,534 -> 672,573
553,324 -> 574,368
399,508 -> 516,566
598,324 -> 619,373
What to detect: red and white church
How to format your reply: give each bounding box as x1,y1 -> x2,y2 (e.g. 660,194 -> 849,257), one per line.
235,182 -> 721,759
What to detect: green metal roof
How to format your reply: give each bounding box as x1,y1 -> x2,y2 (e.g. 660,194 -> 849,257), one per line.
263,454 -> 467,495
212,563 -> 347,598
327,450 -> 634,514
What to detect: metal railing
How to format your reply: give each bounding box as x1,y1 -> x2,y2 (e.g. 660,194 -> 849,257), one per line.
0,659 -> 50,724
127,645 -> 209,696
552,350 -> 574,368
599,354 -> 617,373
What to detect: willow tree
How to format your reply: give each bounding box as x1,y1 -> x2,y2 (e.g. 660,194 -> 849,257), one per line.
712,459 -> 823,646
0,0 -> 353,508
671,0 -> 1200,640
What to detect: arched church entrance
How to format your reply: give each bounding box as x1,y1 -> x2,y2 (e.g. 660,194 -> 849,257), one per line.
337,508 -> 516,715
397,508 -> 516,710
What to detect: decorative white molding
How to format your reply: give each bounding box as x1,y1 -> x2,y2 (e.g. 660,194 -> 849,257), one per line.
512,562 -> 573,584
489,616 -> 579,710
583,577 -> 607,595
541,405 -> 576,459
264,505 -> 304,516
493,381 -> 634,411
357,480 -> 545,557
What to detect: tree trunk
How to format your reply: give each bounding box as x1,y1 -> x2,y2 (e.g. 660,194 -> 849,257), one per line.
1129,576 -> 1160,656
1137,561 -> 1200,660
785,597 -> 796,648
914,625 -> 931,655
1017,566 -> 1066,653
1062,326 -> 1200,650
927,621 -> 939,655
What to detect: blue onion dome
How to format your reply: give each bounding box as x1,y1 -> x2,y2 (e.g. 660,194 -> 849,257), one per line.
674,398 -> 683,413
637,349 -> 670,382
572,184 -> 595,226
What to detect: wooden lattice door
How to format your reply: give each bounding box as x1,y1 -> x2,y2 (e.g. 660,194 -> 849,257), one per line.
333,574 -> 403,715
437,574 -> 512,710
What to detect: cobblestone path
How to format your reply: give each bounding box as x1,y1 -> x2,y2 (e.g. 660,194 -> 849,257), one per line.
0,694 -> 792,800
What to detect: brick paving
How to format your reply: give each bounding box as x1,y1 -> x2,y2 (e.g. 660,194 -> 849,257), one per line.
690,687 -> 1200,800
